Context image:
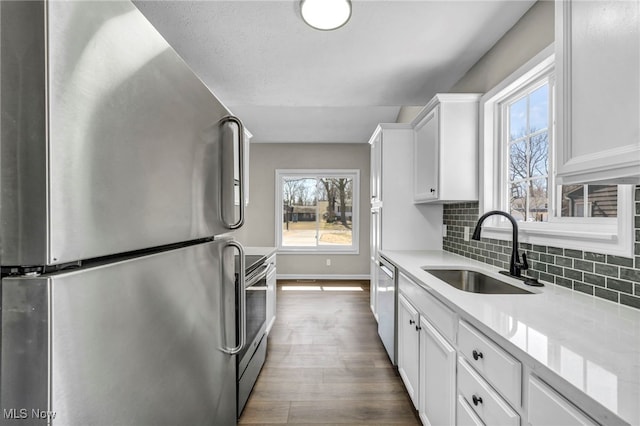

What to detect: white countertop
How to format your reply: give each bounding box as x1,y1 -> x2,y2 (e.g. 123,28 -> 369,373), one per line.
244,246 -> 277,258
380,250 -> 640,426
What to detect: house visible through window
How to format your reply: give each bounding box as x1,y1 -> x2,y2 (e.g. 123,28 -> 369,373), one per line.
276,170 -> 359,253
559,185 -> 618,218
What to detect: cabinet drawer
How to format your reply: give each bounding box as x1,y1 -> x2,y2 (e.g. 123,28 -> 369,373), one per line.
457,394 -> 485,426
458,320 -> 521,407
458,357 -> 520,426
528,375 -> 597,426
398,272 -> 456,343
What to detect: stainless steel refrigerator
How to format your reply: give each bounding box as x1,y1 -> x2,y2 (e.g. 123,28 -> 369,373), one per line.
0,1 -> 246,424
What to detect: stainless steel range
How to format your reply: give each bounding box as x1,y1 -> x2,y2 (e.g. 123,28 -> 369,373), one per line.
235,254 -> 271,416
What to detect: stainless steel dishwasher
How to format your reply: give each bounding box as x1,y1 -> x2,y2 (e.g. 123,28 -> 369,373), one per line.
377,256 -> 397,365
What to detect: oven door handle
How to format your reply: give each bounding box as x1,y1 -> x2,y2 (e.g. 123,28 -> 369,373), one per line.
246,264 -> 269,287
222,241 -> 246,355
266,262 -> 276,277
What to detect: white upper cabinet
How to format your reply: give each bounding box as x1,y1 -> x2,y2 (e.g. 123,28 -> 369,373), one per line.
412,94 -> 481,203
367,124 -> 443,253
370,131 -> 382,207
414,107 -> 439,201
555,0 -> 640,184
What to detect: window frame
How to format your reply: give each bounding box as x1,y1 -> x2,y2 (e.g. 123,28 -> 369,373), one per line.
479,45 -> 634,257
275,169 -> 360,254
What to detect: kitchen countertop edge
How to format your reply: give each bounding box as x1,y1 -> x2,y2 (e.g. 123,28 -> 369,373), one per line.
244,246 -> 277,258
380,249 -> 640,426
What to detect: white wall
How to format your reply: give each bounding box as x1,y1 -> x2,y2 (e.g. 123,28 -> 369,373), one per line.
235,143 -> 370,277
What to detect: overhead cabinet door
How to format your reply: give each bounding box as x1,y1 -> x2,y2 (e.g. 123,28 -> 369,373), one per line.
555,0 -> 640,184
414,106 -> 439,201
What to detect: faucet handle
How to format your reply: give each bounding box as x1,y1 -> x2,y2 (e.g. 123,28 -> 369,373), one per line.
520,252 -> 529,270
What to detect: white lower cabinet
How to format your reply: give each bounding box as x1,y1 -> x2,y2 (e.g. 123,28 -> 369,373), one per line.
457,395 -> 485,426
393,264 -> 602,425
265,255 -> 277,334
419,317 -> 456,426
370,257 -> 378,320
398,273 -> 458,423
458,357 -> 520,426
528,376 -> 597,426
398,293 -> 420,408
458,320 -> 521,408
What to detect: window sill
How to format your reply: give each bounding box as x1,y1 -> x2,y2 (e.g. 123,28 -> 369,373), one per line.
277,248 -> 360,255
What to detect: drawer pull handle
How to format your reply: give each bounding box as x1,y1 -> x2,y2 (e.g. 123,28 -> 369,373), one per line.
472,395 -> 483,406
409,319 -> 415,325
472,350 -> 484,361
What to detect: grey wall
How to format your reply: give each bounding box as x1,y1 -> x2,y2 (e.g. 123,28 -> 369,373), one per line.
397,1 -> 552,124
395,106 -> 423,124
450,0 -> 553,93
236,143 -> 370,277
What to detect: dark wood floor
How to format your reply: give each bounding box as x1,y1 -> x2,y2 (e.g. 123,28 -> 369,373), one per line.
238,280 -> 420,425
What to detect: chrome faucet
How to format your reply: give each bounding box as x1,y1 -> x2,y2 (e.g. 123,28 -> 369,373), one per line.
472,210 -> 529,278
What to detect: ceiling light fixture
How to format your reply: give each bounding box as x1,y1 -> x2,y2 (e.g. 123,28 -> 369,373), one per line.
300,0 -> 352,31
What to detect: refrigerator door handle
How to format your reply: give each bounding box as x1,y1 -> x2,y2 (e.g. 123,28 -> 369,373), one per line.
223,241 -> 246,354
221,115 -> 245,230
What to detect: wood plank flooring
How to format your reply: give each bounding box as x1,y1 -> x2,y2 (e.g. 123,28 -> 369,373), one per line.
238,280 -> 420,425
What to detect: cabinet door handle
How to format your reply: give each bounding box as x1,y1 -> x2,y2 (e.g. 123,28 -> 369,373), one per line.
472,395 -> 483,406
409,319 -> 415,325
415,325 -> 421,331
472,350 -> 484,361
430,188 -> 435,193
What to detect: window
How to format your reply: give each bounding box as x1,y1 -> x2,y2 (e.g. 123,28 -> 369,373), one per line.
480,45 -> 633,257
275,170 -> 359,253
502,77 -> 619,223
505,80 -> 552,222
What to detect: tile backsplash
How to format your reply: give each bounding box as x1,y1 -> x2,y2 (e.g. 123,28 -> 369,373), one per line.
442,186 -> 640,310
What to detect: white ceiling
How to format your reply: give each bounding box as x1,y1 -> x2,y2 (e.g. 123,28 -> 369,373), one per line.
134,0 -> 536,143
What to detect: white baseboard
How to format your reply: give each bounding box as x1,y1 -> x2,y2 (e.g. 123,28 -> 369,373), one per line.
276,274 -> 371,281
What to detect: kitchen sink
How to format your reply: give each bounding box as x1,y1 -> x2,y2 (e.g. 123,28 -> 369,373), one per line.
423,269 -> 532,294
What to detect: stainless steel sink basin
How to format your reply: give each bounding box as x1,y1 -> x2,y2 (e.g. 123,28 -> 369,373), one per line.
423,269 -> 532,294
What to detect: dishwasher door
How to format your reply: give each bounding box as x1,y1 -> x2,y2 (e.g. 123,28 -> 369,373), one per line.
377,257 -> 396,365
